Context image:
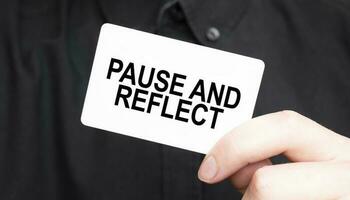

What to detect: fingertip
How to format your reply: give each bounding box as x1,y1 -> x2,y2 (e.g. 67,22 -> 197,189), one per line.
198,155 -> 218,183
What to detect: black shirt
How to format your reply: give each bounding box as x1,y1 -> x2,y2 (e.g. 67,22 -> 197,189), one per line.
1,0 -> 350,199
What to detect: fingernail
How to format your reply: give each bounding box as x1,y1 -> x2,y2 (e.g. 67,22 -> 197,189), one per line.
198,155 -> 217,182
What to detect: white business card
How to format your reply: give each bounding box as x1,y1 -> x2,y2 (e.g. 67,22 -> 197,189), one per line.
81,23 -> 264,154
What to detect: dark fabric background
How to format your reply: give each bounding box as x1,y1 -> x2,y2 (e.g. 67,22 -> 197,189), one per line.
0,0 -> 350,199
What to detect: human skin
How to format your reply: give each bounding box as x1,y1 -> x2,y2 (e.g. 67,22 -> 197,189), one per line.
197,110 -> 350,200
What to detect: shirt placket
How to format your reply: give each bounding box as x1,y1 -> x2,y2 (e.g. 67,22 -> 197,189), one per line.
155,1 -> 203,200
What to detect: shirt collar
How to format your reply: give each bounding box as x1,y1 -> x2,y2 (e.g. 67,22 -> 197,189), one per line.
179,0 -> 251,45
98,0 -> 163,32
98,0 -> 251,45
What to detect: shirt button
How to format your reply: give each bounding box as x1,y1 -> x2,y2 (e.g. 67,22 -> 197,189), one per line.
206,27 -> 220,41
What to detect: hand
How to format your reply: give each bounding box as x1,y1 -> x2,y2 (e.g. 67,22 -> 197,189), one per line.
197,110 -> 350,200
